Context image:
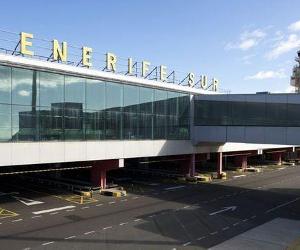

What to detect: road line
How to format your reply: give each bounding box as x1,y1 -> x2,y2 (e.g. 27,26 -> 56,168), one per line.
12,219 -> 23,222
164,185 -> 185,191
33,205 -> 76,215
119,222 -> 128,226
210,231 -> 218,235
66,209 -> 75,212
50,212 -> 59,215
197,236 -> 206,240
182,241 -> 191,246
81,206 -> 89,209
222,226 -> 229,231
134,218 -> 141,222
132,196 -> 139,199
103,226 -> 112,230
243,218 -> 248,222
233,175 -> 246,178
109,201 -> 116,204
251,215 -> 257,219
266,197 -> 300,213
183,205 -> 190,209
96,204 -> 103,206
84,231 -> 95,235
64,236 -> 76,239
42,241 -> 54,246
233,222 -> 240,226
31,215 -> 42,219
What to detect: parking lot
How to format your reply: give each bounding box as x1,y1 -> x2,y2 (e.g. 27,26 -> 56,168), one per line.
0,164 -> 299,249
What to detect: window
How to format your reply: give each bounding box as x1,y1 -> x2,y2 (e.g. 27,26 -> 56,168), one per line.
154,89 -> 167,139
0,65 -> 11,104
139,87 -> 153,139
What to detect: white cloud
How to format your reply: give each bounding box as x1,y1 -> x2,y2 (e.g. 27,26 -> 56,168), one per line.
245,69 -> 287,80
266,34 -> 300,59
18,90 -> 30,97
288,20 -> 300,32
241,54 -> 255,64
226,29 -> 266,51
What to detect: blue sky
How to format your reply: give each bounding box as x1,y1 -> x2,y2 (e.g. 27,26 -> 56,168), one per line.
1,0 -> 300,93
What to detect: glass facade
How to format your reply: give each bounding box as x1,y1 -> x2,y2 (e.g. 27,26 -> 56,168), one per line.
194,100 -> 300,127
0,65 -> 190,142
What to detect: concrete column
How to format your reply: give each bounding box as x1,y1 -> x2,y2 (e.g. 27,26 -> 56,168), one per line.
189,154 -> 195,177
272,152 -> 282,165
100,170 -> 106,189
235,155 -> 248,169
217,152 -> 223,175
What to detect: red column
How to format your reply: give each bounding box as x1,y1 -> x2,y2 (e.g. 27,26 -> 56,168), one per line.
272,152 -> 282,165
235,155 -> 248,169
189,154 -> 195,177
217,152 -> 223,175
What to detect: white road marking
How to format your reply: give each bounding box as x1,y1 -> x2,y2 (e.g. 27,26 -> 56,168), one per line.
251,215 -> 257,219
132,197 -> 139,200
233,222 -> 240,226
134,218 -> 141,222
197,236 -> 206,240
164,185 -> 185,191
149,215 -> 156,218
210,206 -> 237,216
109,201 -> 116,204
183,205 -> 190,209
12,196 -> 44,206
50,212 -> 59,215
243,218 -> 249,222
182,241 -> 191,246
64,235 -> 76,239
42,241 -> 54,246
33,205 -> 76,215
210,231 -> 218,235
119,222 -> 128,226
120,199 -> 127,202
103,226 -> 112,230
266,197 -> 300,213
31,215 -> 42,219
12,219 -> 23,222
81,206 -> 89,209
66,209 -> 75,212
84,231 -> 95,235
222,226 -> 229,231
96,204 -> 103,207
0,192 -> 19,196
23,248 -> 31,250
233,175 -> 246,178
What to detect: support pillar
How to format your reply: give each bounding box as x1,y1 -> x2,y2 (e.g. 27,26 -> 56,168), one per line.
189,154 -> 195,177
272,152 -> 282,165
217,152 -> 223,176
235,155 -> 248,169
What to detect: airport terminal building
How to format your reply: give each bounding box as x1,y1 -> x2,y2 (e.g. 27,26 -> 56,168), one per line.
0,31 -> 298,188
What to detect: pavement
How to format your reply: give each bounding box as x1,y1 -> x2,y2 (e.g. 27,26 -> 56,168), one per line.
0,165 -> 299,249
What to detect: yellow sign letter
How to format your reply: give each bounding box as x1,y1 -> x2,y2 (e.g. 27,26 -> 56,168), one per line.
20,32 -> 34,56
200,75 -> 208,89
53,39 -> 68,62
142,61 -> 150,77
212,78 -> 219,92
82,47 -> 92,67
106,52 -> 117,72
128,57 -> 133,75
160,65 -> 167,81
188,72 -> 195,87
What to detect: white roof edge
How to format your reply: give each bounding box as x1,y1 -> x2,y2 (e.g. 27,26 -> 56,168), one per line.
0,53 -> 212,95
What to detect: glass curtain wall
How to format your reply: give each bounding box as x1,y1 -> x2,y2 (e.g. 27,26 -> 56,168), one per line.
0,64 -> 190,142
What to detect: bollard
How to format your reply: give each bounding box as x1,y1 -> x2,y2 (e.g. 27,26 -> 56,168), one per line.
80,196 -> 83,204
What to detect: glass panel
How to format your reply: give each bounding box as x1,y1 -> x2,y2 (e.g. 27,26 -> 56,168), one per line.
65,76 -> 85,108
39,106 -> 64,141
12,105 -> 38,141
0,65 -> 11,104
139,87 -> 153,139
0,104 -> 11,141
63,102 -> 84,140
39,71 -> 64,107
12,68 -> 38,106
154,89 -> 167,139
167,92 -> 179,139
85,110 -> 105,140
86,79 -> 105,110
105,82 -> 123,139
123,85 -> 139,139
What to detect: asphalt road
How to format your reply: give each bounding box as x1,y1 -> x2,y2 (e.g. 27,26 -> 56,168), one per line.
0,165 -> 300,250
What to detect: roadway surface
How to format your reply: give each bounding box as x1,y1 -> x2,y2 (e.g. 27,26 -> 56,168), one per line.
0,165 -> 300,249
